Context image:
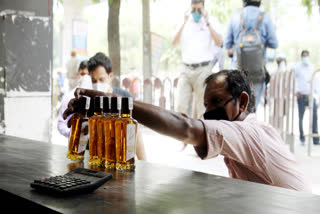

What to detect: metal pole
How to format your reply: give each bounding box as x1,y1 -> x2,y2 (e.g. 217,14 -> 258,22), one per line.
291,71 -> 295,136
307,70 -> 320,156
269,74 -> 275,126
286,70 -> 294,152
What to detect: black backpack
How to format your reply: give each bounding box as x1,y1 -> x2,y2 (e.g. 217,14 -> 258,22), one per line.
236,11 -> 265,83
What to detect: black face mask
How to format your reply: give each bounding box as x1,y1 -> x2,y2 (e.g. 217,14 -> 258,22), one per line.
203,97 -> 241,121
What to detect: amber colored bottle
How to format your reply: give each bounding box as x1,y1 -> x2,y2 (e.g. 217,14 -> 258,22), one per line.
88,96 -> 103,166
104,97 -> 119,169
96,96 -> 110,167
67,96 -> 91,161
115,97 -> 137,171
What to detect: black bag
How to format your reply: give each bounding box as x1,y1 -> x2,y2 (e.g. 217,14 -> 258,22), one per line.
237,11 -> 265,83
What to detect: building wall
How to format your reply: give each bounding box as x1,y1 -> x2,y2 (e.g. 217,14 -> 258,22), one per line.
0,0 -> 53,142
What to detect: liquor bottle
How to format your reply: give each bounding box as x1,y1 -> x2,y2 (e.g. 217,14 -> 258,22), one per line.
88,96 -> 103,166
96,96 -> 110,167
67,96 -> 91,161
115,97 -> 137,170
104,97 -> 120,169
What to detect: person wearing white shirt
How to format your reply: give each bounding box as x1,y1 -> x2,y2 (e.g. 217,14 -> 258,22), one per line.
66,51 -> 80,90
172,0 -> 223,119
294,50 -> 319,145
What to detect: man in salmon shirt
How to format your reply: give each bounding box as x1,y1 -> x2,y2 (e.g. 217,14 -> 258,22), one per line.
64,69 -> 311,192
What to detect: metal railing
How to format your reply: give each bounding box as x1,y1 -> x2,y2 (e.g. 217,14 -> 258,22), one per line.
121,76 -> 178,111
268,69 -> 296,153
268,68 -> 320,156
307,70 -> 320,156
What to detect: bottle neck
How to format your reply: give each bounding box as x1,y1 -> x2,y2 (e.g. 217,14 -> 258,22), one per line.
103,112 -> 111,117
121,113 -> 131,118
111,113 -> 119,118
83,110 -> 89,119
94,112 -> 102,116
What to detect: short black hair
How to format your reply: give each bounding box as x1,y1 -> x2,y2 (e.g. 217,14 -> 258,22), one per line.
191,0 -> 204,5
78,60 -> 88,71
205,70 -> 255,113
88,52 -> 112,74
243,0 -> 261,7
301,50 -> 310,57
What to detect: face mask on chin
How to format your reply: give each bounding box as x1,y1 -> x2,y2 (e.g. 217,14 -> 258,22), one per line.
92,82 -> 111,93
203,97 -> 241,121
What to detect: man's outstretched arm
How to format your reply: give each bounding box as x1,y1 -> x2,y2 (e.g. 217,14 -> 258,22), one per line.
133,101 -> 206,147
63,88 -> 207,148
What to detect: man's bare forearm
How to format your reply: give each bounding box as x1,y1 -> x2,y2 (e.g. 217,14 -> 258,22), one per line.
132,101 -> 206,147
208,24 -> 223,47
172,23 -> 186,46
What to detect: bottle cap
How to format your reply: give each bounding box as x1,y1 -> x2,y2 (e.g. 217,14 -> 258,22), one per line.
103,97 -> 110,113
110,97 -> 118,114
78,96 -> 91,111
93,96 -> 101,113
121,97 -> 130,114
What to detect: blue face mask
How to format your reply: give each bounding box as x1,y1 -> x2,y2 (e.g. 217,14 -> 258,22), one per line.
302,56 -> 310,65
192,12 -> 202,23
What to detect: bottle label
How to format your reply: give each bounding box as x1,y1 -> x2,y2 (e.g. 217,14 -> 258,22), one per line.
126,123 -> 136,161
78,121 -> 89,154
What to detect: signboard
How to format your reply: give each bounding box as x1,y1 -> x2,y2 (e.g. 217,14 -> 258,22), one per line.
72,19 -> 88,55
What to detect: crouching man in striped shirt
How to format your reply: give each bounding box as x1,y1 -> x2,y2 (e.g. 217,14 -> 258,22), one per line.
64,69 -> 311,192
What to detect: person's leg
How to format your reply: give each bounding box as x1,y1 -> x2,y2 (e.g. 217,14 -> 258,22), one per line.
297,96 -> 306,143
253,82 -> 265,111
175,66 -> 193,116
193,63 -> 214,119
312,99 -> 319,145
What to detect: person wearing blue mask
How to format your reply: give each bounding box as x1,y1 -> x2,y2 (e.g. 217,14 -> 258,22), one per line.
172,0 -> 223,120
294,50 -> 319,145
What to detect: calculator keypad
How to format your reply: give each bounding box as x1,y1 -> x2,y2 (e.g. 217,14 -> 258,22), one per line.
34,176 -> 91,190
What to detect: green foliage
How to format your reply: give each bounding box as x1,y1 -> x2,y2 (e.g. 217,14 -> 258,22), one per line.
301,0 -> 314,15
208,0 -> 233,23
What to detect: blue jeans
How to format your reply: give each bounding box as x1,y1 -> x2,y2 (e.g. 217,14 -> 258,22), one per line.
297,95 -> 319,144
253,82 -> 265,111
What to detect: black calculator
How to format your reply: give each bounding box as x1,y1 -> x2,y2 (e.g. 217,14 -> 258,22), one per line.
30,168 -> 112,196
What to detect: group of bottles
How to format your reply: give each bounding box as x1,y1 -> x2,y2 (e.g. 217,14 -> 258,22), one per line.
67,95 -> 137,171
